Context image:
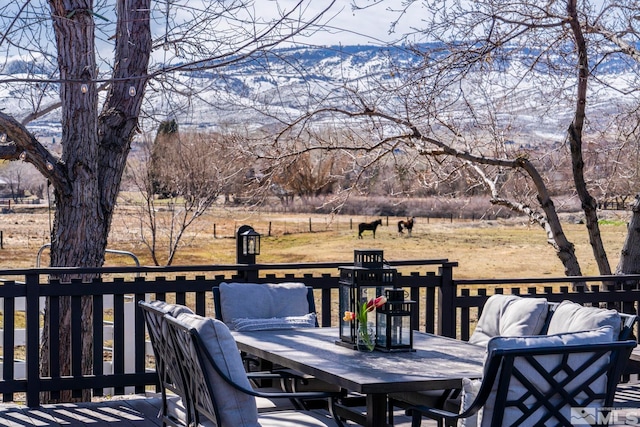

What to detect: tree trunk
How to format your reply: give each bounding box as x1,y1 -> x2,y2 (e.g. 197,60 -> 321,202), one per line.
39,0 -> 151,403
39,0 -> 101,403
566,0 -> 612,276
616,194 -> 640,275
517,158 -> 583,277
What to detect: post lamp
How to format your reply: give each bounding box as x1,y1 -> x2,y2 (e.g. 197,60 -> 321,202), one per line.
337,250 -> 397,349
375,289 -> 415,352
236,225 -> 261,265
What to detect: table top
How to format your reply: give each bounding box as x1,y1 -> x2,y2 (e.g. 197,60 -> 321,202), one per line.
232,327 -> 485,394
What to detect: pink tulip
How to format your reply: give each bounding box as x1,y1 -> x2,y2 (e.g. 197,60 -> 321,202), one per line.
373,296 -> 387,308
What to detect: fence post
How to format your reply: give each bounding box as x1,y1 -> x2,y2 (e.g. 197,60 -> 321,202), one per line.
25,272 -> 41,407
437,262 -> 457,338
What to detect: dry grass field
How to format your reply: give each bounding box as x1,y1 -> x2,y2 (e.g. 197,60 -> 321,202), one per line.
0,203 -> 632,279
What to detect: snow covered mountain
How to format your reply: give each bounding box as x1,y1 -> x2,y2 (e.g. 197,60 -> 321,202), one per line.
1,43 -> 638,144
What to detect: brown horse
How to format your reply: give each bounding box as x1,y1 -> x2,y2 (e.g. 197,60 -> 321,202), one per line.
398,216 -> 415,236
358,219 -> 383,239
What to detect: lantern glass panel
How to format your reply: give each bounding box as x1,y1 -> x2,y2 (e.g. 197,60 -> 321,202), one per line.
376,311 -> 388,347
391,312 -> 411,347
242,233 -> 260,255
339,282 -> 355,342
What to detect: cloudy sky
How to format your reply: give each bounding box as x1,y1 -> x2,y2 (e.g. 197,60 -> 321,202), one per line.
252,0 -> 423,46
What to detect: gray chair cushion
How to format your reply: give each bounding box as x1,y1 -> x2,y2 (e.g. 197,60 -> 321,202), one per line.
149,300 -> 194,317
231,313 -> 317,331
546,300 -> 621,337
468,295 -> 549,347
219,282 -> 311,325
176,312 -> 260,427
480,326 -> 616,427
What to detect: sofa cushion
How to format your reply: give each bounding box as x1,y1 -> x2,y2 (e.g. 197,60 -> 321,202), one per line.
219,282 -> 311,324
468,295 -> 549,347
480,326 -> 616,427
176,312 -> 259,427
546,300 -> 621,338
231,313 -> 317,331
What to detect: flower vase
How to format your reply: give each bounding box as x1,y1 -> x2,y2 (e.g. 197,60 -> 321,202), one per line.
357,324 -> 375,352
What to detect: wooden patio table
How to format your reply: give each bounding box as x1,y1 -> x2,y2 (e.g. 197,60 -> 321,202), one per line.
232,327 -> 485,427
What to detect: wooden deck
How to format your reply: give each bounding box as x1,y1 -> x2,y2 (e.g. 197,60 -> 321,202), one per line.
0,394 -> 418,426
0,396 -> 164,427
2,385 -> 640,427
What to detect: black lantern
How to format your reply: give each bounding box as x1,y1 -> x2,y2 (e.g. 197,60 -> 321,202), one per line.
236,225 -> 261,265
337,250 -> 397,349
375,289 -> 415,352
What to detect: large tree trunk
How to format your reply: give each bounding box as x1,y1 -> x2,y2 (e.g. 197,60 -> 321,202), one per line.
40,0 -> 101,403
39,0 -> 151,403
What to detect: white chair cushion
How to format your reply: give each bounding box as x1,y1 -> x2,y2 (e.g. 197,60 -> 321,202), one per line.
546,300 -> 621,337
231,313 -> 317,331
176,312 -> 260,427
219,282 -> 311,324
164,394 -> 189,424
459,378 -> 482,427
468,295 -> 549,347
480,326 -> 616,427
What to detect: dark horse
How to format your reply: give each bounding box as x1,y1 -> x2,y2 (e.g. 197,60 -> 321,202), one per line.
358,219 -> 383,239
398,216 -> 415,236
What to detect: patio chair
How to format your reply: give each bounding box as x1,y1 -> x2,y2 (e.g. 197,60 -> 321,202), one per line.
390,294 -> 550,420
139,300 -> 195,427
140,300 -> 299,415
164,311 -> 346,427
391,296 -> 638,425
212,282 -> 319,329
213,282 -> 337,399
405,326 -> 636,427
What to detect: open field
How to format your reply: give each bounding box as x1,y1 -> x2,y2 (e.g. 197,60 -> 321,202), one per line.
0,204 -> 632,279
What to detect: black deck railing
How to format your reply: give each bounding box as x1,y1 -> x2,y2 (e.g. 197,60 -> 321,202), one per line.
1,260 -> 639,407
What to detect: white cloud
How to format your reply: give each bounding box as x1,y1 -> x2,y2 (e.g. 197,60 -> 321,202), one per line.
251,0 -> 422,46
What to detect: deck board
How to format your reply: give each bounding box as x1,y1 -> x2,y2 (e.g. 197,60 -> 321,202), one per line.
0,396 -> 164,427
2,386 -> 640,426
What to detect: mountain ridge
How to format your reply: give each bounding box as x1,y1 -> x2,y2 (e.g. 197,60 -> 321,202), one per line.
1,43 -> 638,143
